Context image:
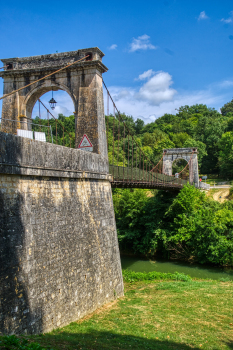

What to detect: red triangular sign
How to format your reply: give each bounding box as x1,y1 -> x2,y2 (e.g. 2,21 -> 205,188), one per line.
78,134 -> 93,152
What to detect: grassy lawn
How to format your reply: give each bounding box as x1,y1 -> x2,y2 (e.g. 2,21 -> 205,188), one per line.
5,278 -> 231,350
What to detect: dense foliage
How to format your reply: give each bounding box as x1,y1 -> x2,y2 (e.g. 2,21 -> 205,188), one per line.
113,185 -> 233,266
32,115 -> 75,148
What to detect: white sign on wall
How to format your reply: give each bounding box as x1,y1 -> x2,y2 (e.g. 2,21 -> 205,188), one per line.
78,134 -> 93,152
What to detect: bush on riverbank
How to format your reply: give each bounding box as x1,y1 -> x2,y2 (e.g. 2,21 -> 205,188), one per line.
113,185 -> 233,266
122,270 -> 192,282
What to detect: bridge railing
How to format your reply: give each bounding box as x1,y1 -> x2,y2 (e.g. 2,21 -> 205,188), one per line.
0,99 -> 75,148
109,164 -> 187,188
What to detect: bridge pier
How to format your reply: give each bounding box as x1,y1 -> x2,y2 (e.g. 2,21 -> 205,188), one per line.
0,132 -> 124,335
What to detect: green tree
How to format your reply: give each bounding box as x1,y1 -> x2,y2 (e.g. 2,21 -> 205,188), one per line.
171,132 -> 191,148
183,138 -> 207,170
159,185 -> 233,265
135,118 -> 144,134
220,98 -> 233,116
218,131 -> 233,178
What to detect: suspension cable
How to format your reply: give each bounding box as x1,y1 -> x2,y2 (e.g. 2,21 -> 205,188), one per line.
0,55 -> 90,101
102,79 -> 157,170
150,152 -> 165,172
38,99 -> 75,142
177,150 -> 194,175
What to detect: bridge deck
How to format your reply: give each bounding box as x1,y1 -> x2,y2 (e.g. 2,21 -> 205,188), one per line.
109,164 -> 187,190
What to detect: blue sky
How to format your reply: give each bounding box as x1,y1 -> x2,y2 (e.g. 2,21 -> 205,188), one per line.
0,0 -> 233,123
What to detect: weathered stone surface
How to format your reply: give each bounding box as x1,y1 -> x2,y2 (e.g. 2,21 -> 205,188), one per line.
0,132 -> 110,178
0,132 -> 123,335
163,148 -> 199,186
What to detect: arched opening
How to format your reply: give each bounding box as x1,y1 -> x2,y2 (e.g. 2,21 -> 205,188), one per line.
31,89 -> 75,120
172,158 -> 189,180
25,83 -> 76,120
28,88 -> 76,147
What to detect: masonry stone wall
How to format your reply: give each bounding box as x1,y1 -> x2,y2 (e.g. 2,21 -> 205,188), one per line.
0,132 -> 124,335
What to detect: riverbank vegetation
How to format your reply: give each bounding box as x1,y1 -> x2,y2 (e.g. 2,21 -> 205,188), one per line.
113,184 -> 233,266
2,277 -> 232,350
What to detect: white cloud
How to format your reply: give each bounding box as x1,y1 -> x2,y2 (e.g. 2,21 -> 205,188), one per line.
129,34 -> 157,52
135,69 -> 155,81
136,71 -> 177,105
221,11 -> 233,23
104,74 -> 232,124
198,11 -> 209,20
217,79 -> 233,88
108,44 -> 117,50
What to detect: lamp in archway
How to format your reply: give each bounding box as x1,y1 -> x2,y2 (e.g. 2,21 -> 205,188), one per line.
49,88 -> 57,110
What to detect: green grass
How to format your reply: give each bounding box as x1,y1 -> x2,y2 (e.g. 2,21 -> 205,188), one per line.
2,275 -> 232,350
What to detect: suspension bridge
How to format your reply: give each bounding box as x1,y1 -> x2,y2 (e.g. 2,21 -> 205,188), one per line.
0,47 -> 207,336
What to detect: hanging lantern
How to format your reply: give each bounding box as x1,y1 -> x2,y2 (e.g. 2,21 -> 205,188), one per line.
49,89 -> 57,110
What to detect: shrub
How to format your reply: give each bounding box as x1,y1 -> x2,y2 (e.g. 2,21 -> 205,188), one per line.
0,335 -> 53,350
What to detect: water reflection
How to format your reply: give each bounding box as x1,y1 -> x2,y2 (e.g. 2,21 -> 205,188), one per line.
121,256 -> 233,280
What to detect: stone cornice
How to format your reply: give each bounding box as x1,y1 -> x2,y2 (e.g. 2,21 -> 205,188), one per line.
0,47 -> 105,63
0,61 -> 108,78
163,148 -> 198,154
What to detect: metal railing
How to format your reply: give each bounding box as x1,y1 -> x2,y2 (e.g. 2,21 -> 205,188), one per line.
109,164 -> 188,189
0,100 -> 75,148
0,118 -> 54,143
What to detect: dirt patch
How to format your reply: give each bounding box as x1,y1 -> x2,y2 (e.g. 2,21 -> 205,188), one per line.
209,188 -> 230,203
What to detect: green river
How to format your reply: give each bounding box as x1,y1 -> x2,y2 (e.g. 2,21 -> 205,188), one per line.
121,256 -> 233,280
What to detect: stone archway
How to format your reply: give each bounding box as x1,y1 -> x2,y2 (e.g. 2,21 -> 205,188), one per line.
172,158 -> 189,178
0,48 -> 108,157
23,82 -> 76,121
163,148 -> 199,186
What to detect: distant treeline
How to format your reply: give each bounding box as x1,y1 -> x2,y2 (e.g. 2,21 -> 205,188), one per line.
34,98 -> 233,177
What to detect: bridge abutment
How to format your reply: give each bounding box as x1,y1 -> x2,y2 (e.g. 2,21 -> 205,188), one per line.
0,132 -> 123,334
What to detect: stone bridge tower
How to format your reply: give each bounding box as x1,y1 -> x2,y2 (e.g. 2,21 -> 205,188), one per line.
163,148 -> 199,186
0,47 -> 108,157
0,49 -> 124,335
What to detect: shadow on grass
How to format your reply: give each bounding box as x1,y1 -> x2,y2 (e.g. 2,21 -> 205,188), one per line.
36,330 -> 213,350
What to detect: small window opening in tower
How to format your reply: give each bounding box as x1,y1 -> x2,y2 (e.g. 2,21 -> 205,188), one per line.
85,52 -> 93,61
7,63 -> 13,70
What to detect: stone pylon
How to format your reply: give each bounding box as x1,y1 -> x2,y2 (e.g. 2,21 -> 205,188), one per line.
0,48 -> 108,158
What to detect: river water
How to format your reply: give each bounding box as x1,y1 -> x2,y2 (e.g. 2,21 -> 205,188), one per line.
121,256 -> 233,280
